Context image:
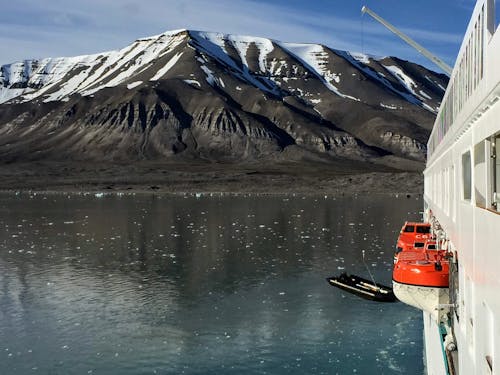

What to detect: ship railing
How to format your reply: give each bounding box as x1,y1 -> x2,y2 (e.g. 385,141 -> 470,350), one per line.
427,0 -> 500,162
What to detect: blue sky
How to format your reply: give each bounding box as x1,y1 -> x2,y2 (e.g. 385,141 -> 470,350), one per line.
0,0 -> 476,73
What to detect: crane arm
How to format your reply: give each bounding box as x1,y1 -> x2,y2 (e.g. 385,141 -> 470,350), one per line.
361,6 -> 452,75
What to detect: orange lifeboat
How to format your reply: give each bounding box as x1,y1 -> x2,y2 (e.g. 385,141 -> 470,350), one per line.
396,222 -> 432,253
392,245 -> 450,322
393,252 -> 449,288
393,239 -> 439,263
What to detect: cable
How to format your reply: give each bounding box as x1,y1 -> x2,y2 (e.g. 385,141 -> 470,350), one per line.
362,250 -> 378,288
361,8 -> 365,54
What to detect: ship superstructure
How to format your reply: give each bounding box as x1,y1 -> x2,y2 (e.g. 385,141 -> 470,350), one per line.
423,0 -> 500,373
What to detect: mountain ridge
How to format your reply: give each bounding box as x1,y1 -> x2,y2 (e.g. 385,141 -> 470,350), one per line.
0,29 -> 448,170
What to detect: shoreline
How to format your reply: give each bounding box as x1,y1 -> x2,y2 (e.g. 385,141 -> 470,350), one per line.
0,161 -> 424,196
0,188 -> 421,198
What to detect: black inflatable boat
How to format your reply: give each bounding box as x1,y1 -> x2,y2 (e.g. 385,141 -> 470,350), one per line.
326,273 -> 396,302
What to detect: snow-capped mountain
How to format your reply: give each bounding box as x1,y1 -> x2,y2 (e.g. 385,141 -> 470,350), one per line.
0,29 -> 447,166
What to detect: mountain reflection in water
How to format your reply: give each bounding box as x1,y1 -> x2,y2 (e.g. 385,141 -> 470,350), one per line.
0,193 -> 424,374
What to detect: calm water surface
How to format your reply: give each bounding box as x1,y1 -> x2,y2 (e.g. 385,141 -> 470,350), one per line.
0,193 -> 424,374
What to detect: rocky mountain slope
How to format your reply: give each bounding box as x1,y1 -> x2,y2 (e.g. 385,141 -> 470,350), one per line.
0,30 -> 448,169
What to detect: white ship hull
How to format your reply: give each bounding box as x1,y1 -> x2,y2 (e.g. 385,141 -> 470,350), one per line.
423,0 -> 500,373
393,282 -> 449,322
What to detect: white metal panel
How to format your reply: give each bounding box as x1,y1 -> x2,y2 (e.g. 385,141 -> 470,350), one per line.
423,313 -> 448,375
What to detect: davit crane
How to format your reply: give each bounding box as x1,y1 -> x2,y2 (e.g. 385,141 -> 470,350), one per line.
361,6 -> 453,76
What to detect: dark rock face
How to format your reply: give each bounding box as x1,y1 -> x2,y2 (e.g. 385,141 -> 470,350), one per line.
0,30 -> 448,169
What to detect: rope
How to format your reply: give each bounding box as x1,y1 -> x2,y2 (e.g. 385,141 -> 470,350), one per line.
362,250 -> 378,288
361,9 -> 365,54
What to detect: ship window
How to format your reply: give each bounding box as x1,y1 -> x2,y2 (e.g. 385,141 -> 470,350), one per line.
403,225 -> 415,233
416,226 -> 430,234
486,356 -> 493,373
475,141 -> 486,207
496,0 -> 500,31
427,244 -> 436,250
484,302 -> 494,374
414,242 -> 425,248
451,165 -> 456,220
493,135 -> 500,210
488,0 -> 496,34
463,151 -> 472,201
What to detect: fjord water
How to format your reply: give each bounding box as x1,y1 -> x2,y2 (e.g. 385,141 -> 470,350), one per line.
0,193 -> 424,374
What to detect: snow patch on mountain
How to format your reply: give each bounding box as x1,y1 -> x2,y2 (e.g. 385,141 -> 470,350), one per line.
190,32 -> 236,70
419,90 -> 431,100
84,33 -> 186,94
337,50 -> 430,109
190,31 -> 278,94
127,81 -> 143,89
425,75 -> 446,92
384,65 -> 418,95
350,52 -> 373,64
150,52 -> 183,81
1,61 -> 34,86
231,35 -> 273,72
280,42 -> 360,101
136,29 -> 187,41
0,88 -> 27,103
380,103 -> 398,110
384,65 -> 438,113
183,79 -> 201,87
200,65 -> 217,86
0,32 -> 187,103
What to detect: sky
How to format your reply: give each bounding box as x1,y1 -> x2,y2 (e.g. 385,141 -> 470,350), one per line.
0,0 -> 478,73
